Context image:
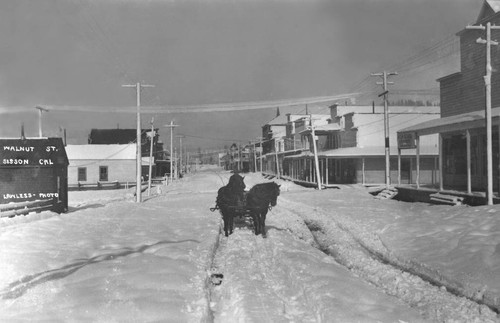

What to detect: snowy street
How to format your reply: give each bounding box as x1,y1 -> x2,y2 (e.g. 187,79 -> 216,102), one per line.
0,167 -> 499,322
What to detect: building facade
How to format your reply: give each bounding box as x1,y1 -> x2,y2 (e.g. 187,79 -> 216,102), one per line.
281,105 -> 440,187
66,144 -> 137,188
398,0 -> 500,199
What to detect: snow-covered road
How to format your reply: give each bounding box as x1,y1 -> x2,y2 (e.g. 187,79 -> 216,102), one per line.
0,167 -> 499,322
210,208 -> 424,322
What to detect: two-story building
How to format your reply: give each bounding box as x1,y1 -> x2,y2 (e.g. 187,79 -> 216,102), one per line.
261,106 -> 330,177
398,0 -> 500,203
283,104 -> 440,187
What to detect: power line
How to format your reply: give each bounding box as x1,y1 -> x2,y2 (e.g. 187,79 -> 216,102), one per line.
0,93 -> 359,115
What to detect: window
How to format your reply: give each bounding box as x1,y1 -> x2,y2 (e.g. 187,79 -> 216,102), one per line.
78,167 -> 87,181
99,166 -> 108,181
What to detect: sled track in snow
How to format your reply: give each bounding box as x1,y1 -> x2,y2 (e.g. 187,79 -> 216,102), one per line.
278,198 -> 499,323
208,218 -> 325,322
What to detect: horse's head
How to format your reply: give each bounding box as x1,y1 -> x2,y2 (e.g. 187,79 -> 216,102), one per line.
228,173 -> 246,191
270,182 -> 281,207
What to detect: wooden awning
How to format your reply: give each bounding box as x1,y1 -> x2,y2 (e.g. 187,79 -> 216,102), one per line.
398,107 -> 500,137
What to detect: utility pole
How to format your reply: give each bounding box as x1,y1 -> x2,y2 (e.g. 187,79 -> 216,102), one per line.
164,121 -> 179,184
274,140 -> 280,179
239,144 -> 242,172
122,82 -> 154,203
147,117 -> 155,197
35,106 -> 49,138
259,137 -> 264,173
252,141 -> 257,172
371,71 -> 397,188
466,22 -> 500,205
309,115 -> 322,190
174,147 -> 178,179
176,135 -> 185,176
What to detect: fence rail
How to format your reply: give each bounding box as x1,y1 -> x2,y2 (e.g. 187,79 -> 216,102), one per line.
0,199 -> 54,218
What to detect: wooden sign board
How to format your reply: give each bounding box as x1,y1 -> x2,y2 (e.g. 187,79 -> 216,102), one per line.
397,132 -> 417,149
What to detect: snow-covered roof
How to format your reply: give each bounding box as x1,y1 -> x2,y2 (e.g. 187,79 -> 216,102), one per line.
399,106 -> 500,136
299,123 -> 341,135
65,144 -> 136,160
333,105 -> 439,117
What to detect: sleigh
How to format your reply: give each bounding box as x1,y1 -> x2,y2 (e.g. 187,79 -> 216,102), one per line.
209,191 -> 251,218
210,181 -> 280,237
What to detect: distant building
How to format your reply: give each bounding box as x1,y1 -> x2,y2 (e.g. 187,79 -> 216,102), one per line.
66,144 -> 151,188
0,137 -> 68,213
88,128 -> 168,178
88,128 -> 164,159
278,104 -> 440,186
261,105 -> 331,176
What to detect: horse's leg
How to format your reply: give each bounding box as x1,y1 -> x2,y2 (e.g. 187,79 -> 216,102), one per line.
261,209 -> 268,237
229,211 -> 234,235
256,211 -> 263,235
251,211 -> 259,235
222,209 -> 229,237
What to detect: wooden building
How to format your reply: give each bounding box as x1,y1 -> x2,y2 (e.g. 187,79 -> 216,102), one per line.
281,105 -> 440,187
398,0 -> 500,201
0,137 -> 68,213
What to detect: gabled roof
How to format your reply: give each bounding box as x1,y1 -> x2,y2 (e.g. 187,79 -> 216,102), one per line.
477,0 -> 500,23
66,144 -> 136,160
266,114 -> 289,126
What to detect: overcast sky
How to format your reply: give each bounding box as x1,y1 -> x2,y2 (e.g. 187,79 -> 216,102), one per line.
0,0 -> 483,149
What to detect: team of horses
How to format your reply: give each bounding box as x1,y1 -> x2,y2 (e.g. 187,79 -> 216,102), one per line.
213,172 -> 280,237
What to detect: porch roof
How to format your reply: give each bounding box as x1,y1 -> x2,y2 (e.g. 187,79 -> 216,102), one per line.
284,145 -> 437,158
398,107 -> 500,136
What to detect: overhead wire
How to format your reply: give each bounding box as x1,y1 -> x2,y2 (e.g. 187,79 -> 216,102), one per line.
348,33 -> 461,104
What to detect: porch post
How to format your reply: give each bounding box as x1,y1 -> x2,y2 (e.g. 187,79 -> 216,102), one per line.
416,135 -> 420,189
310,158 -> 313,182
466,129 -> 472,194
397,149 -> 401,186
439,134 -> 444,191
326,158 -> 329,186
362,157 -> 366,185
319,159 -> 323,184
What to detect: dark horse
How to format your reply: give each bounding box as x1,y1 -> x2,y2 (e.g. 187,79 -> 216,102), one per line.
246,182 -> 280,237
215,173 -> 246,237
